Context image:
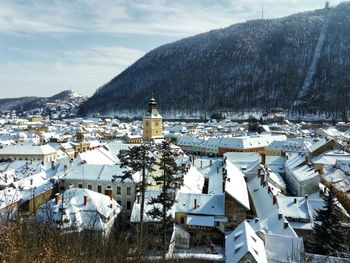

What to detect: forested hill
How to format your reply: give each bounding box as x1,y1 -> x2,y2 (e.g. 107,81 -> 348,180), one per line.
79,2 -> 350,119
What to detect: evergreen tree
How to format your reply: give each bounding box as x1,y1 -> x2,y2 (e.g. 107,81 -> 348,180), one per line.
118,143 -> 155,253
147,141 -> 187,261
309,184 -> 347,256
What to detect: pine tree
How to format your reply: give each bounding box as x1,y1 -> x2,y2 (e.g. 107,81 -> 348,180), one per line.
118,143 -> 155,253
147,141 -> 187,261
309,184 -> 347,256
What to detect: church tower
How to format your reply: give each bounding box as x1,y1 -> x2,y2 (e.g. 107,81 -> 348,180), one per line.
143,98 -> 163,141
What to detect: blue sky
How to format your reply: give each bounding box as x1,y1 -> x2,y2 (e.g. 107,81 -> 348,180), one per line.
0,0 -> 344,98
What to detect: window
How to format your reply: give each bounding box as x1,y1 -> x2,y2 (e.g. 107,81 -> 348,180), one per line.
78,184 -> 83,188
127,187 -> 131,195
117,200 -> 122,206
145,122 -> 149,126
127,201 -> 131,210
117,186 -> 121,195
97,185 -> 102,193
156,122 -> 159,126
87,184 -> 92,190
180,217 -> 185,224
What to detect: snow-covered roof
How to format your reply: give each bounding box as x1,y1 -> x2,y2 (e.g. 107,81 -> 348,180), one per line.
0,144 -> 57,156
64,163 -> 134,183
37,188 -> 121,233
219,135 -> 287,149
265,234 -> 304,263
277,197 -> 309,220
179,166 -> 205,194
187,215 -> 214,227
225,220 -> 267,263
175,193 -> 225,216
77,147 -> 116,165
322,168 -> 350,193
247,176 -> 279,220
225,160 -> 250,210
312,150 -> 350,166
288,163 -> 319,183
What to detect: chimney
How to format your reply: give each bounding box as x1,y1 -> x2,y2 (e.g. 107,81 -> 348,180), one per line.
283,221 -> 289,229
84,195 -> 88,206
105,188 -> 113,200
55,193 -> 60,204
136,194 -> 141,204
4,174 -> 7,184
305,194 -> 308,200
294,198 -> 297,204
260,175 -> 264,186
273,195 -> 277,205
194,199 -> 197,209
278,212 -> 283,220
262,153 -> 266,165
209,160 -> 212,166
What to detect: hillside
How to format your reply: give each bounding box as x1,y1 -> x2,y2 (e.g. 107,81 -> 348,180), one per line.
79,2 -> 350,120
0,90 -> 87,118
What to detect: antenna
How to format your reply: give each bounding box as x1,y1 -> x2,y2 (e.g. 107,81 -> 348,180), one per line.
325,1 -> 330,10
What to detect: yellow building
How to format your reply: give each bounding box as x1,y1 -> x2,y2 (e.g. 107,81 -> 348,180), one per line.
143,98 -> 163,141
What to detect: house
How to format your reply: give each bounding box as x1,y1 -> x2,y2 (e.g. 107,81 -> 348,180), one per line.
285,153 -> 320,196
0,160 -> 57,216
224,152 -> 261,179
224,160 -> 251,231
311,149 -> 350,174
125,134 -> 142,144
62,162 -> 136,220
0,144 -> 57,163
36,188 -> 122,237
174,192 -> 226,233
306,138 -> 342,161
218,135 -> 287,155
322,168 -> 350,212
225,220 -> 267,263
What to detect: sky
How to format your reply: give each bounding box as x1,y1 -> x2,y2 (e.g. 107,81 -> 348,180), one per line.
0,0 -> 344,99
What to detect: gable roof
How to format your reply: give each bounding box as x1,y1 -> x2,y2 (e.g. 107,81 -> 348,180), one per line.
225,221 -> 267,263
225,160 -> 250,210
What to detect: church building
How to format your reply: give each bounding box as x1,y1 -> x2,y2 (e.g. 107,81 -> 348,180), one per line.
143,98 -> 163,141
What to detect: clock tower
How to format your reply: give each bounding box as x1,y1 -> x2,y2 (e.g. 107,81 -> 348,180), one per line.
143,98 -> 163,141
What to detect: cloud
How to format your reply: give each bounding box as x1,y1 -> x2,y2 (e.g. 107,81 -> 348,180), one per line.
0,45 -> 145,98
0,0 -> 345,37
